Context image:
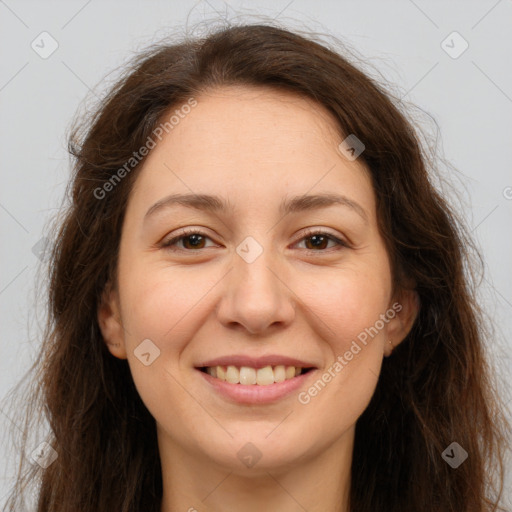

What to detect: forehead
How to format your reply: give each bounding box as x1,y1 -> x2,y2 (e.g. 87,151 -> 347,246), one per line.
128,85 -> 374,219
160,85 -> 344,161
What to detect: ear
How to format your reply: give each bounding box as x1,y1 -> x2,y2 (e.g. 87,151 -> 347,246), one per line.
97,282 -> 127,360
384,287 -> 420,357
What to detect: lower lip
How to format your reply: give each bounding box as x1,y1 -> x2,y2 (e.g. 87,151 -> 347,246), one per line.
196,368 -> 317,404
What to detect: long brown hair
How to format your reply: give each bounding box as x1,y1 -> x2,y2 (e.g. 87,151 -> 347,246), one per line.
2,21 -> 509,512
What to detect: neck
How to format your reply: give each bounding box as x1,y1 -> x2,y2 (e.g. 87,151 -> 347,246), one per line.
158,426 -> 353,512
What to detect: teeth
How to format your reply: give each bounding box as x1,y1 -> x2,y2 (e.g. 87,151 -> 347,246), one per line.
217,365 -> 226,380
274,365 -> 286,383
204,365 -> 307,385
206,366 -> 217,378
256,366 -> 274,386
239,366 -> 256,385
226,365 -> 239,384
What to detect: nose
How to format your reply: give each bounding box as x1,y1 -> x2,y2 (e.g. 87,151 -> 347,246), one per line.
215,247 -> 296,335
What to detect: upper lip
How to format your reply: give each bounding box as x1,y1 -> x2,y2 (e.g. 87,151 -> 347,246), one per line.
196,354 -> 317,369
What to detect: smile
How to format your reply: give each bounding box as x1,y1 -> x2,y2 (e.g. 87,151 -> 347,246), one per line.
196,365 -> 317,404
199,365 -> 314,385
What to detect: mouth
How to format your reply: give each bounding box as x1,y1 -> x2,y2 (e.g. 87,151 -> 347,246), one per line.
197,365 -> 316,385
195,363 -> 318,404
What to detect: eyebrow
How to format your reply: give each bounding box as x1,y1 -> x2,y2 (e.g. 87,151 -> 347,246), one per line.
144,192 -> 368,224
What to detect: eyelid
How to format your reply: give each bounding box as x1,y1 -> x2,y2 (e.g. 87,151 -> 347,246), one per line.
296,227 -> 349,248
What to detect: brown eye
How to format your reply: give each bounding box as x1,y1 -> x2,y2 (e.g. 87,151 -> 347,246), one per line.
303,234 -> 332,250
160,229 -> 348,253
295,230 -> 348,252
161,230 -> 214,251
179,233 -> 207,250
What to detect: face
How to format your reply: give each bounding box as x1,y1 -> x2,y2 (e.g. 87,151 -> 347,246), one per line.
99,85 -> 417,473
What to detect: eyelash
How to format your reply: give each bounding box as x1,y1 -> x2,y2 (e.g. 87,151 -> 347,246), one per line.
160,228 -> 349,253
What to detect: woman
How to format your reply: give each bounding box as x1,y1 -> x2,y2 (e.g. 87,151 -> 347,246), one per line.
3,22 -> 509,512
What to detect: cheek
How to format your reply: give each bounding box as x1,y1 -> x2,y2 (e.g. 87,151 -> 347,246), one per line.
298,264 -> 392,350
294,265 -> 392,430
116,265 -> 219,413
120,264 -> 210,346
118,268 -> 209,427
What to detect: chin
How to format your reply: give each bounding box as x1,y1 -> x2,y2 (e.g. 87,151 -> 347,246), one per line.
197,431 -> 312,473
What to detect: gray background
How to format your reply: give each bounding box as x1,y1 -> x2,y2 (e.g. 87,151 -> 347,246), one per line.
1,0 -> 511,508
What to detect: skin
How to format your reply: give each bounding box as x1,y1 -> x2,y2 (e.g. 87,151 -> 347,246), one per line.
98,85 -> 418,512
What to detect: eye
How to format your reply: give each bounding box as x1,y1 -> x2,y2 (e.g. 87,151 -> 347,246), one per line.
160,228 -> 349,253
294,229 -> 349,252
160,228 -> 216,251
